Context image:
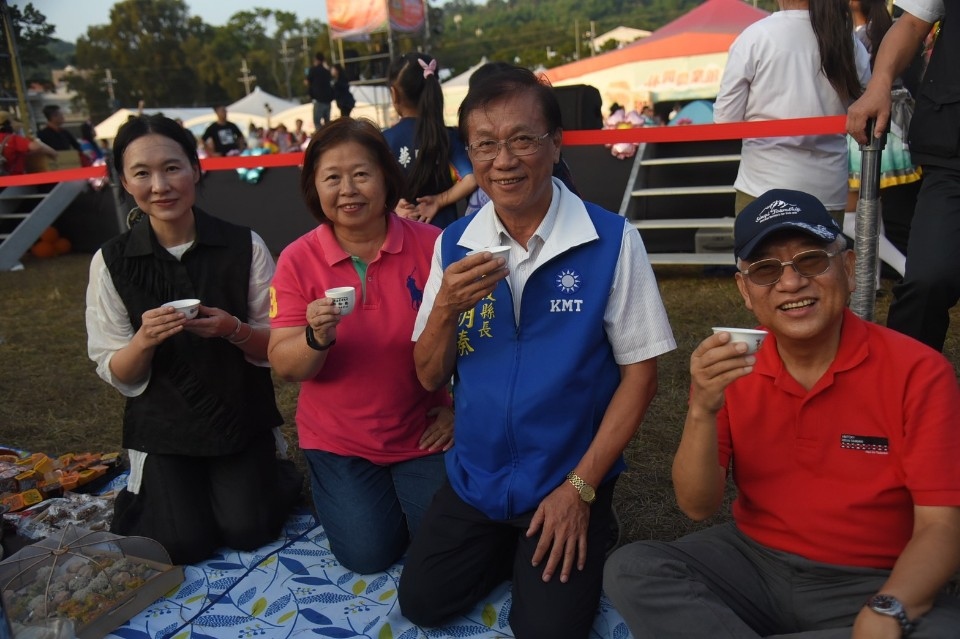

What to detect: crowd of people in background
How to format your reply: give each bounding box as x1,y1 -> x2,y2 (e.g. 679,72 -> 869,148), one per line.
6,0 -> 960,634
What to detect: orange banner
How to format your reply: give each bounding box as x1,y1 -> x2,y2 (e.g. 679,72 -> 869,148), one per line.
327,0 -> 387,39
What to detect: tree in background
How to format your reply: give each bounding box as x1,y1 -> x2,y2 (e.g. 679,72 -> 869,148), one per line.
67,1 -> 328,120
73,0 -> 203,112
0,2 -> 55,96
46,0 -> 788,122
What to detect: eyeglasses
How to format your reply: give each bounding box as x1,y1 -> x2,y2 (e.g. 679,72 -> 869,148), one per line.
740,249 -> 839,286
466,133 -> 551,161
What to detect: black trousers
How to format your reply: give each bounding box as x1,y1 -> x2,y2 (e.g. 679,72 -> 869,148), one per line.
887,165 -> 960,351
112,429 -> 302,565
398,478 -> 616,639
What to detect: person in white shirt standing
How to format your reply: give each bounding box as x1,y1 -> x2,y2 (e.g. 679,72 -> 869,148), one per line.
714,0 -> 872,224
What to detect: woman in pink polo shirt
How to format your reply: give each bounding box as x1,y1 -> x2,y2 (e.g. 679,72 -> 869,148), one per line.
268,118 -> 452,574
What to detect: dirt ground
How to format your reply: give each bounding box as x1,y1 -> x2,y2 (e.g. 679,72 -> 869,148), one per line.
1,252 -> 958,545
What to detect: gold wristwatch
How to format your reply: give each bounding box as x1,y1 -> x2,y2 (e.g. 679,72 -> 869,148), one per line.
566,471 -> 596,504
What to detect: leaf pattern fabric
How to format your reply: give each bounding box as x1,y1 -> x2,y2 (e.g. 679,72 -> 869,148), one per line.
106,512 -> 631,639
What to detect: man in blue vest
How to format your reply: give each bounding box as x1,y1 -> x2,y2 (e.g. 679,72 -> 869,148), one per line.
398,65 -> 676,639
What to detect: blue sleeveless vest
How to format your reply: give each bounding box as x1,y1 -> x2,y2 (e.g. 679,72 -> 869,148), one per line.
440,201 -> 625,519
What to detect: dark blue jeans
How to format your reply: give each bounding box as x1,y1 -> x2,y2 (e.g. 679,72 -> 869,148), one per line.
303,448 -> 446,574
312,100 -> 331,130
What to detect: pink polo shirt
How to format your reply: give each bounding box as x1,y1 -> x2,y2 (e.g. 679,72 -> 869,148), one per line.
270,214 -> 450,464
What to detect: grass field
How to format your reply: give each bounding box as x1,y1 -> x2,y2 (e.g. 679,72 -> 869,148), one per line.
2,252 -> 958,545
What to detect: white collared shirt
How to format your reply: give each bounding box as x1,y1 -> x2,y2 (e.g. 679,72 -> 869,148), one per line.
413,179 -> 676,364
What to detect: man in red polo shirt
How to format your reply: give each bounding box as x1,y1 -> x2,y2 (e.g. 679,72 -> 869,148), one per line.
605,188 -> 960,638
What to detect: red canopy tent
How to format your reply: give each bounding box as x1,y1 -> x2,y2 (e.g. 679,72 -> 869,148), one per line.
543,0 -> 769,107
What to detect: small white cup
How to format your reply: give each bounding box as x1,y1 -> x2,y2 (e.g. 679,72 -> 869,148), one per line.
165,298 -> 201,319
325,286 -> 356,316
467,246 -> 511,259
711,327 -> 768,354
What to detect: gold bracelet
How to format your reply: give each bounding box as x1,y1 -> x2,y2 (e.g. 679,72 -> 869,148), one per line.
223,315 -> 242,340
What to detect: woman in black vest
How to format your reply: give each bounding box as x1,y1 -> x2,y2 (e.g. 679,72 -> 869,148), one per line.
85,114 -> 301,565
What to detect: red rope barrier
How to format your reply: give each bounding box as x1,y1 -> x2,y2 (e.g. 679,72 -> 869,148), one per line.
563,115 -> 847,145
0,115 -> 848,188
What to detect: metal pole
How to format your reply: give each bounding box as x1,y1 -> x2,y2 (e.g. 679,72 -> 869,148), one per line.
850,119 -> 886,321
422,0 -> 430,53
574,18 -> 580,61
1,0 -> 34,134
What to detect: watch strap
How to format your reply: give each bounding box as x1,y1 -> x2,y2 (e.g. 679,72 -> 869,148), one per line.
565,471 -> 596,504
305,325 -> 335,351
867,594 -> 918,638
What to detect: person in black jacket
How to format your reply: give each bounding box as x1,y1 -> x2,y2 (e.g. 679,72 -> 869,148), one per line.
85,115 -> 300,565
306,52 -> 335,130
331,64 -> 355,119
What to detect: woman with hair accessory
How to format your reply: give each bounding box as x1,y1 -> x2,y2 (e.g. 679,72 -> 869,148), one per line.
84,114 -> 301,565
268,117 -> 453,574
382,52 -> 476,228
714,0 -> 872,224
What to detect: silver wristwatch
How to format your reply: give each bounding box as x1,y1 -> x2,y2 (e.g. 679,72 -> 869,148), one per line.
866,594 -> 917,637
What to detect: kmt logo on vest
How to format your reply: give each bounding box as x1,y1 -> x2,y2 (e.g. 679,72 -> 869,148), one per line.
551,267 -> 583,312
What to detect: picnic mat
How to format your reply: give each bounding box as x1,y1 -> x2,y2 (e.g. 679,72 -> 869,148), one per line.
104,511 -> 633,639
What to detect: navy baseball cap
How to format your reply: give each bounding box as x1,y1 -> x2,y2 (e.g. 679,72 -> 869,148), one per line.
734,189 -> 841,260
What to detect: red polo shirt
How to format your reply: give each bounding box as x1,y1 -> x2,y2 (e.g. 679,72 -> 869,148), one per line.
717,308 -> 960,568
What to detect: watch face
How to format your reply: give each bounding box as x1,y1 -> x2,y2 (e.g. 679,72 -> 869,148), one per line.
869,595 -> 902,615
581,485 -> 596,503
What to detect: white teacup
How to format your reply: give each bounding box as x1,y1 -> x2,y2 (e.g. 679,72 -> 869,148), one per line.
165,298 -> 201,319
467,246 -> 511,259
325,286 -> 356,316
711,327 -> 768,354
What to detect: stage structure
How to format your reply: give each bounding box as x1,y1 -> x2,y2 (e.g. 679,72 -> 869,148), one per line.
325,0 -> 429,91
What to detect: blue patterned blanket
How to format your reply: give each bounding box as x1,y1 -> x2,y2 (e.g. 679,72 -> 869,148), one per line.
105,512 -> 633,639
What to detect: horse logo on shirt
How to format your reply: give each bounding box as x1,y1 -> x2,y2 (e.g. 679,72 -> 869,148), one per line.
407,274 -> 423,309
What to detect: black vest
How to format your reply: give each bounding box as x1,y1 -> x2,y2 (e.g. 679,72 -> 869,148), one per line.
101,209 -> 281,456
909,9 -> 960,169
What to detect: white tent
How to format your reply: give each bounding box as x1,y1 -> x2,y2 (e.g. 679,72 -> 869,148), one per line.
441,58 -> 487,126
271,85 -> 394,133
591,26 -> 651,51
94,107 -> 210,142
228,87 -> 300,118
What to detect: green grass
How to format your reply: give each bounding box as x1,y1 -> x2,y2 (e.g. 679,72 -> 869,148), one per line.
1,254 -> 957,545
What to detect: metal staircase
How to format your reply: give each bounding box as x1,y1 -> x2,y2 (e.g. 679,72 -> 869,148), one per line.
620,139 -> 742,265
0,181 -> 88,270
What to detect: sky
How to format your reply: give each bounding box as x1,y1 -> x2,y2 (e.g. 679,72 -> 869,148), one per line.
25,0 -> 332,43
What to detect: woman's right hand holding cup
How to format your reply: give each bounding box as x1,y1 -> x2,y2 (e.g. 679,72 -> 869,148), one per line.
305,297 -> 342,349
